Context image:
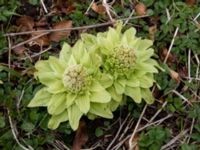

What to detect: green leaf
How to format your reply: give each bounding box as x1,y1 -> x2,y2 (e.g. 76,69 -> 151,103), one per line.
139,75 -> 154,88
35,60 -> 52,72
59,42 -> 72,63
137,39 -> 153,51
135,63 -> 158,73
48,56 -> 65,74
72,40 -> 85,62
137,48 -> 154,62
121,28 -> 136,45
20,122 -> 35,132
28,88 -> 51,107
90,81 -> 105,92
181,144 -> 193,150
141,88 -> 154,104
67,55 -> 77,66
0,115 -> 5,128
90,89 -> 111,103
109,100 -> 120,111
48,93 -> 66,115
124,86 -> 142,103
98,73 -> 113,88
114,81 -> 125,94
95,127 -> 104,137
81,33 -> 97,50
126,75 -> 140,87
90,103 -> 113,119
75,94 -> 90,114
107,86 -> 122,102
68,104 -> 83,130
48,110 -> 68,129
66,93 -> 76,108
46,80 -> 66,94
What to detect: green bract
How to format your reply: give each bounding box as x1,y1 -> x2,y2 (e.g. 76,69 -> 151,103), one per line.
82,22 -> 160,108
28,40 -> 113,130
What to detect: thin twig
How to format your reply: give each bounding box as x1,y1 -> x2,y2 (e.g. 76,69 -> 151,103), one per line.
149,101 -> 168,123
11,32 -> 48,50
103,0 -> 114,22
186,118 -> 195,144
20,46 -> 52,60
195,54 -> 200,78
119,118 -> 134,141
112,114 -> 173,150
193,11 -> 200,21
161,129 -> 189,150
172,90 -> 192,106
188,49 -> 192,82
164,27 -> 179,63
106,114 -> 130,150
137,114 -> 173,132
4,15 -> 149,37
40,0 -> 48,13
85,0 -> 95,15
7,36 -> 11,81
124,10 -> 135,25
129,104 -> 147,150
7,109 -> 33,150
165,8 -> 171,24
17,88 -> 25,113
111,135 -> 131,150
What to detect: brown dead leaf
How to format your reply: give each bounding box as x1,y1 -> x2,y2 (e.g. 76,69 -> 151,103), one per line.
125,133 -> 139,150
169,68 -> 181,83
13,45 -> 26,55
49,20 -> 72,42
61,4 -> 75,14
161,48 -> 176,66
72,120 -> 88,150
29,28 -> 49,46
177,64 -> 188,78
34,17 -> 48,27
149,25 -> 157,41
135,3 -> 146,16
53,0 -> 75,14
16,16 -> 34,32
91,3 -> 106,14
185,0 -> 195,5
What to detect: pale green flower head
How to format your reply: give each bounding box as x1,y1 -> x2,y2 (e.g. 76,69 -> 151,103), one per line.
28,40 -> 113,130
82,22 -> 161,105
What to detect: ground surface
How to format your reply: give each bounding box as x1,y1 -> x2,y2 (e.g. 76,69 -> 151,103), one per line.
0,0 -> 200,150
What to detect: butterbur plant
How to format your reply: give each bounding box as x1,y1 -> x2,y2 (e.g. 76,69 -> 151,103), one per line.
82,22 -> 161,110
28,22 -> 161,130
28,40 -> 113,130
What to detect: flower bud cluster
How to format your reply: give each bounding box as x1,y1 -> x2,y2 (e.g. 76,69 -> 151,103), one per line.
107,47 -> 136,76
63,65 -> 91,93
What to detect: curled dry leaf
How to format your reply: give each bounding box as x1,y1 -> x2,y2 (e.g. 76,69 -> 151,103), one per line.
91,2 -> 106,14
61,4 -> 75,14
161,48 -> 176,65
135,3 -> 146,16
49,20 -> 72,42
72,120 -> 88,150
125,133 -> 139,150
29,28 -> 49,46
34,17 -> 48,27
52,0 -> 75,15
16,16 -> 34,32
185,0 -> 195,5
149,25 -> 157,41
169,68 -> 181,83
13,45 -> 26,55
